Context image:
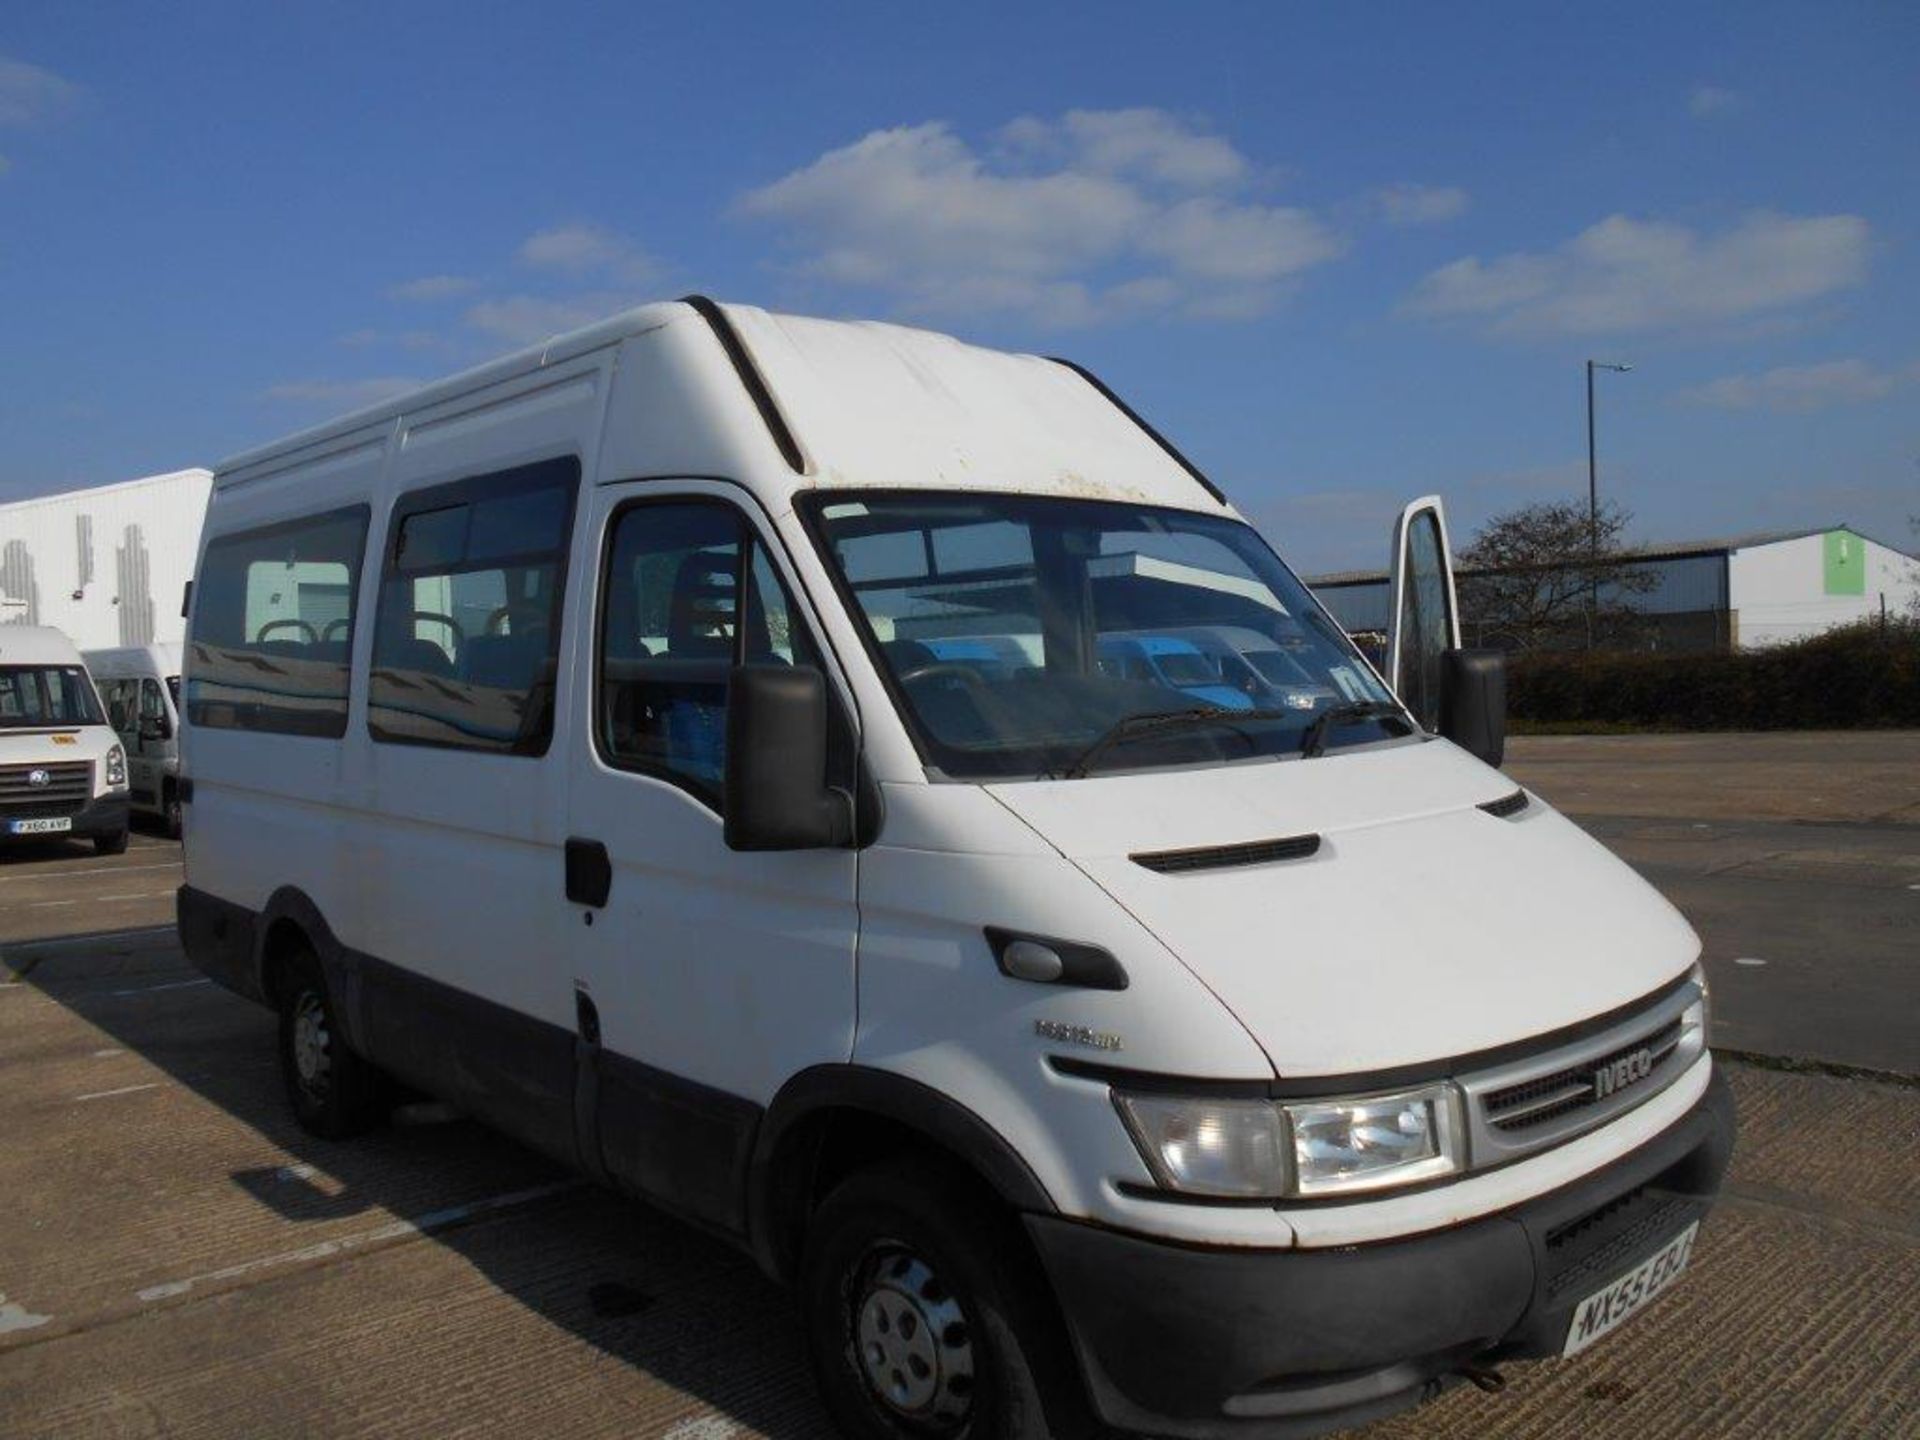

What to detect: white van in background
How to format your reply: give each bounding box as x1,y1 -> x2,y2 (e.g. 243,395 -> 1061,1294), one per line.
178,299 -> 1734,1440
1,626 -> 130,854
87,643 -> 186,837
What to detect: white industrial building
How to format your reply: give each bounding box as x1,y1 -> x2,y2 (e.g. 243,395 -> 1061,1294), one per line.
0,468 -> 213,650
1310,525 -> 1920,652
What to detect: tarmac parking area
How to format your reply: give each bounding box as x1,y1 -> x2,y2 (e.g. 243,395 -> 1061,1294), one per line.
1,733 -> 1915,1438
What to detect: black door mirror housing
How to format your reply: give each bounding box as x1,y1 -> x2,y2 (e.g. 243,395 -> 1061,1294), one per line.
1439,648 -> 1506,768
139,715 -> 172,742
724,664 -> 854,852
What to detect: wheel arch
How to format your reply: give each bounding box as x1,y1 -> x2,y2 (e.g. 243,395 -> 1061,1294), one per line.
748,1064 -> 1058,1284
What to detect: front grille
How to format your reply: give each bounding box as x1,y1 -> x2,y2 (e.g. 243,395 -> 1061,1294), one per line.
0,760 -> 92,817
1131,833 -> 1321,873
1545,1189 -> 1695,1300
1457,979 -> 1705,1168
1485,1020 -> 1684,1133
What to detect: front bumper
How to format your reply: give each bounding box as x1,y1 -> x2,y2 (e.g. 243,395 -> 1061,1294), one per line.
1027,1067 -> 1736,1439
1,792 -> 129,843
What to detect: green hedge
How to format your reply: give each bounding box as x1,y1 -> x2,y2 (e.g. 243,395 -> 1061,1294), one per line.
1508,618 -> 1920,730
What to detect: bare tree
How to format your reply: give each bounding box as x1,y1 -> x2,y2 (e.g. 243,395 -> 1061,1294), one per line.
1458,500 -> 1657,651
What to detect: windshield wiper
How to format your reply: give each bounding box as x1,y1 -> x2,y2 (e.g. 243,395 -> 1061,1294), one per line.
1299,700 -> 1412,758
1055,706 -> 1301,780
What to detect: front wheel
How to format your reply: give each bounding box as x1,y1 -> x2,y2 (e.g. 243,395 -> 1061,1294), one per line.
94,827 -> 128,856
800,1158 -> 1089,1440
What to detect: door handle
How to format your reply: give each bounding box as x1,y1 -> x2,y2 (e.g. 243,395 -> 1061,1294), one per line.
565,837 -> 612,908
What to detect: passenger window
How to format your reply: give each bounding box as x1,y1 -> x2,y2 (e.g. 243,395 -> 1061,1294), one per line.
102,680 -> 136,735
187,506 -> 370,736
369,457 -> 579,755
596,500 -> 818,802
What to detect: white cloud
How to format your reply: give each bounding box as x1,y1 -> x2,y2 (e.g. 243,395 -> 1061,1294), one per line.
1002,107 -> 1251,190
263,377 -> 422,409
1676,358 -> 1911,413
517,224 -> 658,286
1405,211 -> 1871,336
338,328 -> 442,351
463,293 -> 639,346
1689,85 -> 1742,118
737,112 -> 1344,326
0,56 -> 80,128
1375,183 -> 1469,226
388,274 -> 478,302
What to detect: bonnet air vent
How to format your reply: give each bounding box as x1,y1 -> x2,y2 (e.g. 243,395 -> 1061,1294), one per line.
1478,790 -> 1530,819
1131,834 -> 1321,874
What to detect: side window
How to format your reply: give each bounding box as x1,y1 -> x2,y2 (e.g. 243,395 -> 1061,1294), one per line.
368,457 -> 579,755
596,500 -> 819,803
188,506 -> 370,737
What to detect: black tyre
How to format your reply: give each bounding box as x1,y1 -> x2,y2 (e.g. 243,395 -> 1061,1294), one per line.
800,1157 -> 1090,1440
277,950 -> 387,1139
162,787 -> 182,841
94,828 -> 129,856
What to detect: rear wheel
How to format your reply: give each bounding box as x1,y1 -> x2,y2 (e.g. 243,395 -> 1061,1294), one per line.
278,950 -> 386,1139
94,827 -> 128,856
800,1158 -> 1089,1440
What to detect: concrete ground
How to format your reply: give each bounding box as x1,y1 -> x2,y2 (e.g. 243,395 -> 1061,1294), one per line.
1508,731 -> 1920,1076
0,735 -> 1915,1439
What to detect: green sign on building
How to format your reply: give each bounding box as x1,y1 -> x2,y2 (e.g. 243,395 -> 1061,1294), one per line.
1823,530 -> 1866,596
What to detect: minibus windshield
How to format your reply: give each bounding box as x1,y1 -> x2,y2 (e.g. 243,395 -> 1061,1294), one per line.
801,492 -> 1403,780
0,666 -> 105,729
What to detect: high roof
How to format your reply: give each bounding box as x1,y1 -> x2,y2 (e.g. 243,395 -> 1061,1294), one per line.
213,298 -> 1229,516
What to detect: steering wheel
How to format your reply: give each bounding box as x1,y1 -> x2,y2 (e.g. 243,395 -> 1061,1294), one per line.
256,618 -> 318,644
404,610 -> 465,647
485,602 -> 548,637
898,662 -> 987,692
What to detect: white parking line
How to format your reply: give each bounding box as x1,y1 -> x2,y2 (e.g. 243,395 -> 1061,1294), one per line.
74,1083 -> 160,1102
1734,956 -> 1768,967
26,900 -> 76,909
95,891 -> 176,902
0,862 -> 182,884
134,1181 -> 576,1303
108,978 -> 210,997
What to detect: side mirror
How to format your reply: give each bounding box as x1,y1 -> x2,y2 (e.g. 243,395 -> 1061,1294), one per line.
139,715 -> 172,742
724,664 -> 853,852
1439,648 -> 1506,768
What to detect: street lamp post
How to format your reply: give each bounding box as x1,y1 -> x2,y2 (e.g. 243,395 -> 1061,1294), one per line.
1585,359 -> 1633,643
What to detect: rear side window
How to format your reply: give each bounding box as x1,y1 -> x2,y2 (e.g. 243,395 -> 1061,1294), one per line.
188,506 -> 370,737
369,457 -> 579,755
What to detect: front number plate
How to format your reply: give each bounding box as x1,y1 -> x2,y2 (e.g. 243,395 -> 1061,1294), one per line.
7,817 -> 73,835
1563,1221 -> 1698,1356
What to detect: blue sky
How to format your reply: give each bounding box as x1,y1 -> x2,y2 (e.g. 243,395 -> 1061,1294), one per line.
2,1 -> 1914,571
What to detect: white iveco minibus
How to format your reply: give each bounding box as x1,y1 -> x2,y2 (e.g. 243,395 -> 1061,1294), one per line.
179,299 -> 1733,1439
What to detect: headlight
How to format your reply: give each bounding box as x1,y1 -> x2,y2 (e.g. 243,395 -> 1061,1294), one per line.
1284,1084 -> 1464,1196
1682,962 -> 1709,1041
105,745 -> 127,788
1115,1082 -> 1466,1199
1114,1093 -> 1288,1198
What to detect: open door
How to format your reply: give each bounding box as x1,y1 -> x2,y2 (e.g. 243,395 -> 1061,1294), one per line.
1385,495 -> 1461,732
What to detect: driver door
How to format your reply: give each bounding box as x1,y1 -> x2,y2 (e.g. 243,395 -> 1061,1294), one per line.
1384,495 -> 1462,732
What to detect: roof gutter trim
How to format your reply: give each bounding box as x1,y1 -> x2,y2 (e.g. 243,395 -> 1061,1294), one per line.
680,295 -> 808,476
